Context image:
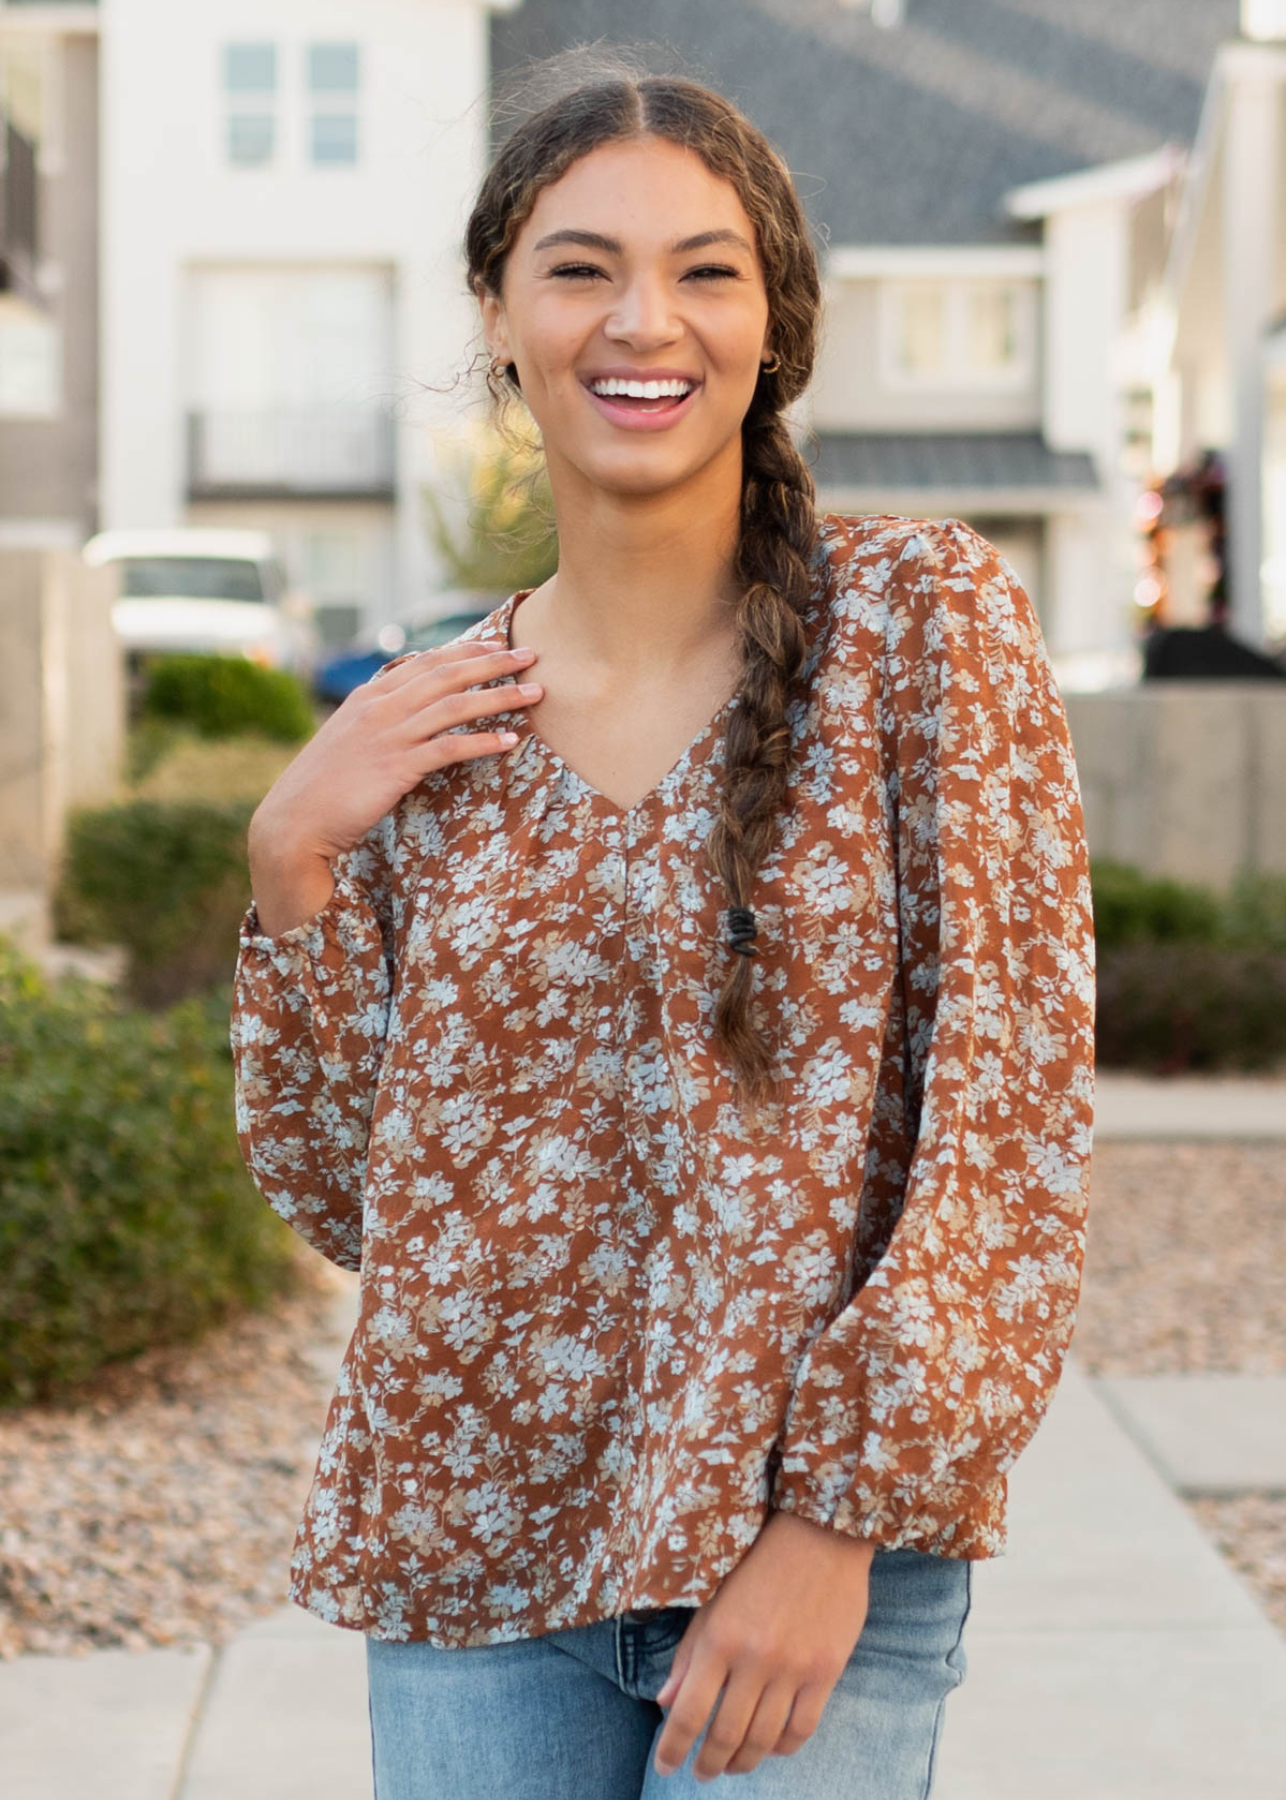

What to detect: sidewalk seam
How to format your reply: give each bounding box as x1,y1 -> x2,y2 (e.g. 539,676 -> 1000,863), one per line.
166,1642 -> 223,1800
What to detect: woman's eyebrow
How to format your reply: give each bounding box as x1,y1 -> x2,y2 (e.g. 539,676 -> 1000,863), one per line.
531,227 -> 754,255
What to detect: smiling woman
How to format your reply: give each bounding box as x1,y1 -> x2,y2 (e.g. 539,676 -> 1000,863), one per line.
229,40 -> 1095,1800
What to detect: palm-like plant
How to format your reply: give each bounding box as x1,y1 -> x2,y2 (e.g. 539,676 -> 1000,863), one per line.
423,427 -> 560,595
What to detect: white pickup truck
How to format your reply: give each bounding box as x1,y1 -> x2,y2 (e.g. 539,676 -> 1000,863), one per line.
81,527 -> 319,675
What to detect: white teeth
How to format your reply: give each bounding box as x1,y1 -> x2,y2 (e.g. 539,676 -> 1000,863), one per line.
589,377 -> 694,399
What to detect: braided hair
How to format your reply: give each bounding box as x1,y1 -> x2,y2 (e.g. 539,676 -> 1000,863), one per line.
465,50 -> 823,1117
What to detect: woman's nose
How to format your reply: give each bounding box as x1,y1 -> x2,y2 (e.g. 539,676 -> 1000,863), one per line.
606,275 -> 680,344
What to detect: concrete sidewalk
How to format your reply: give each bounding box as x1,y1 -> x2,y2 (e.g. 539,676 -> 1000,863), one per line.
933,1358 -> 1286,1800
1093,1068 -> 1286,1138
3,1071 -> 1284,1798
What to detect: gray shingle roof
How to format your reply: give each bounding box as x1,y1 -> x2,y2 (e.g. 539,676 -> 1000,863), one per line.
810,429 -> 1099,493
490,0 -> 1239,246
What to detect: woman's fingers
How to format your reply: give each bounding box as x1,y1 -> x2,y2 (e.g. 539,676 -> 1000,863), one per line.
687,1661 -> 775,1783
369,638 -> 513,690
653,1637 -> 733,1777
402,676 -> 542,743
727,1676 -> 807,1774
413,726 -> 521,774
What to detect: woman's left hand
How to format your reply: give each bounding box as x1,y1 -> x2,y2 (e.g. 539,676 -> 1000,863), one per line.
651,1509 -> 876,1782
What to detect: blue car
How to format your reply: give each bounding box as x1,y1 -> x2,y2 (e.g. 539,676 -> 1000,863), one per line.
312,608 -> 492,707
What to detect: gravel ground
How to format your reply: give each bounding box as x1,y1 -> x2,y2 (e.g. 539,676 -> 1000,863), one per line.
0,1138 -> 1282,1659
1073,1140 -> 1286,1378
1074,1139 -> 1286,1638
0,1251 -> 351,1660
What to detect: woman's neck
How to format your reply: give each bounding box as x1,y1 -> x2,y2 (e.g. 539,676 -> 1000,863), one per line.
529,442 -> 745,694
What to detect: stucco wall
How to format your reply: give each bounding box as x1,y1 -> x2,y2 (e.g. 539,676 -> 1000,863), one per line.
0,548 -> 124,904
1065,682 -> 1286,890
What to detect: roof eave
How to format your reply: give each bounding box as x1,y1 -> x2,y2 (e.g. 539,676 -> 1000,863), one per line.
1004,143 -> 1188,221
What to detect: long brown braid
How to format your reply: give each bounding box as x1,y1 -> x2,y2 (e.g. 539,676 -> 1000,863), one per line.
464,52 -> 823,1118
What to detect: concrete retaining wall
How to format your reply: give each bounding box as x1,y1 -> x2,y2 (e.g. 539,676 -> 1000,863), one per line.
0,549 -> 124,942
1065,683 -> 1286,892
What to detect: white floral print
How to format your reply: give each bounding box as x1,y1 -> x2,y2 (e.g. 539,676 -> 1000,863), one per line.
229,513 -> 1096,1648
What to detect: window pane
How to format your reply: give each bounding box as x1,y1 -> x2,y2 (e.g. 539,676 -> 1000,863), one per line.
897,286 -> 945,374
0,315 -> 61,415
308,43 -> 360,93
968,288 -> 1019,371
311,112 -> 358,165
228,113 -> 275,167
224,43 -> 276,94
118,559 -> 265,602
1,41 -> 46,144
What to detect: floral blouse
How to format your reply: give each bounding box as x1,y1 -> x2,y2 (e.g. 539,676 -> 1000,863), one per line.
229,512 -> 1096,1649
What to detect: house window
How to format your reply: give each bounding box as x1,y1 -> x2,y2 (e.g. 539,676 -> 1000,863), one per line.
967,287 -> 1019,373
223,42 -> 277,168
896,286 -> 947,376
881,279 -> 1034,389
307,43 -> 359,166
0,314 -> 62,417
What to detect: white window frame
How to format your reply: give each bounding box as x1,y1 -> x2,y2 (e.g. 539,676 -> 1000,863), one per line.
878,277 -> 1036,392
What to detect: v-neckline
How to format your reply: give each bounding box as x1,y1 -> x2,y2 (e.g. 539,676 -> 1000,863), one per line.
497,586 -> 741,822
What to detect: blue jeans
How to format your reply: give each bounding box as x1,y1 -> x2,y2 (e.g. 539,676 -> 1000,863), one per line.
365,1546 -> 972,1797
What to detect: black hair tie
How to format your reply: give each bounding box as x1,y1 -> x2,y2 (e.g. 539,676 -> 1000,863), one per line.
727,906 -> 759,958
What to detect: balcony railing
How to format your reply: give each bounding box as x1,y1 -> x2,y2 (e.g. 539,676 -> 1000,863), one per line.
0,117 -> 39,301
186,407 -> 397,500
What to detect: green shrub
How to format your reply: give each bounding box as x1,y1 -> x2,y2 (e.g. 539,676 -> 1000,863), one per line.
122,723 -> 300,807
1089,859 -> 1224,950
1218,869 -> 1286,952
141,653 -> 315,743
0,940 -> 299,1409
1095,941 -> 1286,1073
55,797 -> 255,1007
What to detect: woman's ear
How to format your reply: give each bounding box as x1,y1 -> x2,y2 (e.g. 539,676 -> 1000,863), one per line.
478,287 -> 512,371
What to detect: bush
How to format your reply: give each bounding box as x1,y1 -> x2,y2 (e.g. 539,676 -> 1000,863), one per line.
55,797 -> 256,1008
122,723 -> 300,808
1095,941 -> 1286,1073
1089,859 -> 1224,949
141,654 -> 315,744
1219,868 -> 1286,953
0,939 -> 299,1409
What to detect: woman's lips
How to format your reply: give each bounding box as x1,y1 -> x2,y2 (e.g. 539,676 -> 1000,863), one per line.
581,382 -> 702,431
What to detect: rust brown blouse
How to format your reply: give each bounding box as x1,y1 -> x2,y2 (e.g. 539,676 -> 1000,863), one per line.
230,512 -> 1096,1648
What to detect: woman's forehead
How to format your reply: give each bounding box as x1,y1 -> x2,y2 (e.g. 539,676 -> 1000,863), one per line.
519,138 -> 757,246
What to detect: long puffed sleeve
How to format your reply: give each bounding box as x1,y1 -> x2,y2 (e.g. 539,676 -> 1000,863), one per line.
769,517 -> 1096,1555
229,811 -> 399,1272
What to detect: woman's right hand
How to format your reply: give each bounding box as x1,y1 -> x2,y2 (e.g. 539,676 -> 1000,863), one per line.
247,639 -> 542,929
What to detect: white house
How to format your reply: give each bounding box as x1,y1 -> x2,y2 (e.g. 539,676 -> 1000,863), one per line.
99,0 -> 519,647
492,0 -> 1242,690
1149,0 -> 1286,649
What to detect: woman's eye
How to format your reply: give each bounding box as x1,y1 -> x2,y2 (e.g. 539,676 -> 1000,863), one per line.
547,263 -> 741,282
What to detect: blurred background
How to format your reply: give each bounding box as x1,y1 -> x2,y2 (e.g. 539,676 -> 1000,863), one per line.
1,5 -> 1284,1798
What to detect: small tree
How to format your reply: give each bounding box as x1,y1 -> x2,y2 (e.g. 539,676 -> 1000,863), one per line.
422,426 -> 559,595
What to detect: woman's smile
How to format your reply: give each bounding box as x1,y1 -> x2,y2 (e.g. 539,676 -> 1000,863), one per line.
580,371 -> 704,430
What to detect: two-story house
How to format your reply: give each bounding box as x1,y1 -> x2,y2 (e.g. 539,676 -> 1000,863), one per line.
99,0 -> 519,648
1148,0 -> 1286,649
492,0 -> 1240,687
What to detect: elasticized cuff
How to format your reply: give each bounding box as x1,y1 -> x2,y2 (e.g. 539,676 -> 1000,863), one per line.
237,868 -> 376,969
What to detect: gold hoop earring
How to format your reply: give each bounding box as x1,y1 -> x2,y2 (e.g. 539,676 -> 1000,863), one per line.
761,353 -> 781,375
